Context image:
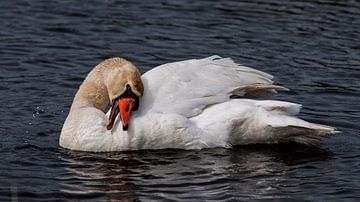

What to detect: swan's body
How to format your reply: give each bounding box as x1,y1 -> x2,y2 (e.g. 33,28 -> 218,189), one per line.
60,56 -> 337,152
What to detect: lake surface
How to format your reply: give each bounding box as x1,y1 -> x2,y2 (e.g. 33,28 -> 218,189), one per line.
1,0 -> 360,201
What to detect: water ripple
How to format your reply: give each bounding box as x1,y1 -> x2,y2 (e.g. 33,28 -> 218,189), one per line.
0,0 -> 359,201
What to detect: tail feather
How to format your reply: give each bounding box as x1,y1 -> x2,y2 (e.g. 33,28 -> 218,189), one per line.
195,99 -> 338,147
257,100 -> 338,146
270,124 -> 339,146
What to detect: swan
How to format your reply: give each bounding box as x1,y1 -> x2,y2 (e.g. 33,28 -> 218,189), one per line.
59,56 -> 338,152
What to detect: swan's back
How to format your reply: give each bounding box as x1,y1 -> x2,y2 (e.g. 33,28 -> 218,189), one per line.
141,55 -> 286,117
138,56 -> 337,147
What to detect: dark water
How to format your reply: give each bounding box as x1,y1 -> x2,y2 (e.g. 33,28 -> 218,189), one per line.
1,0 -> 359,201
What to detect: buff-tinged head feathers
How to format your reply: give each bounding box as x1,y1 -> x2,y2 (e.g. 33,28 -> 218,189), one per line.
97,57 -> 144,102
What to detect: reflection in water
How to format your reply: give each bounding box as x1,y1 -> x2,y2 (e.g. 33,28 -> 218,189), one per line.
58,145 -> 331,201
1,0 -> 358,200
59,150 -> 139,201
227,145 -> 332,199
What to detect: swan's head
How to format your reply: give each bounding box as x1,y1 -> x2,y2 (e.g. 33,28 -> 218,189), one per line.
101,58 -> 144,131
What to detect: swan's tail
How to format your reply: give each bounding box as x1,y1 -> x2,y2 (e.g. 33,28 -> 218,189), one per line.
255,100 -> 339,146
224,100 -> 339,146
194,99 -> 339,147
266,118 -> 339,146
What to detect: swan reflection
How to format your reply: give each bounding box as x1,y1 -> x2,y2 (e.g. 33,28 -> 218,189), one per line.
58,145 -> 331,200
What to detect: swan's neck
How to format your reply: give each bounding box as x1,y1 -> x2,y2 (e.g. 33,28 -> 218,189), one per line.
71,67 -> 109,112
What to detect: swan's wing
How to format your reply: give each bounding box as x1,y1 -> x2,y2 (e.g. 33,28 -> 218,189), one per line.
141,55 -> 286,117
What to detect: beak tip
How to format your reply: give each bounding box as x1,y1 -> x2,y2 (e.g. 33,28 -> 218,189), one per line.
123,125 -> 128,131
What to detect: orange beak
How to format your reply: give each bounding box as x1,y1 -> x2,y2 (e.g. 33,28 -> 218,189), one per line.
118,98 -> 134,131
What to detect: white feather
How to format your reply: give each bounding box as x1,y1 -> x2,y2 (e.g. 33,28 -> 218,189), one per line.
59,56 -> 338,152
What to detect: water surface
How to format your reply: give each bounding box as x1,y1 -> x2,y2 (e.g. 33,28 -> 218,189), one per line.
1,0 -> 360,201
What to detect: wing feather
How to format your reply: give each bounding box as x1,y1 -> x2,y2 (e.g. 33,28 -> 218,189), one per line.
141,56 -> 281,117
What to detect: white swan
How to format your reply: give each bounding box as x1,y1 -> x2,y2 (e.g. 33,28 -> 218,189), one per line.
59,56 -> 337,152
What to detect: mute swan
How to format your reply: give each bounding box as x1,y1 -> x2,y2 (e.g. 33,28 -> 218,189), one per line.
59,56 -> 337,152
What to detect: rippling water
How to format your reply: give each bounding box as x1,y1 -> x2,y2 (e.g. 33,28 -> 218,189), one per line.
1,0 -> 360,201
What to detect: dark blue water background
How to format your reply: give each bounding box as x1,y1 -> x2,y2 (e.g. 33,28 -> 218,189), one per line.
0,0 -> 360,201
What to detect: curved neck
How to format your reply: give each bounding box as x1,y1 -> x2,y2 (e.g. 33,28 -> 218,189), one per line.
71,67 -> 109,112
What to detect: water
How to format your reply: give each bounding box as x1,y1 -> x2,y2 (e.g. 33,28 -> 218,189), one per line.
1,0 -> 359,200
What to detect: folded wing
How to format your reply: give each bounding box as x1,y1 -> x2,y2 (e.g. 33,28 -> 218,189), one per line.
141,55 -> 287,117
